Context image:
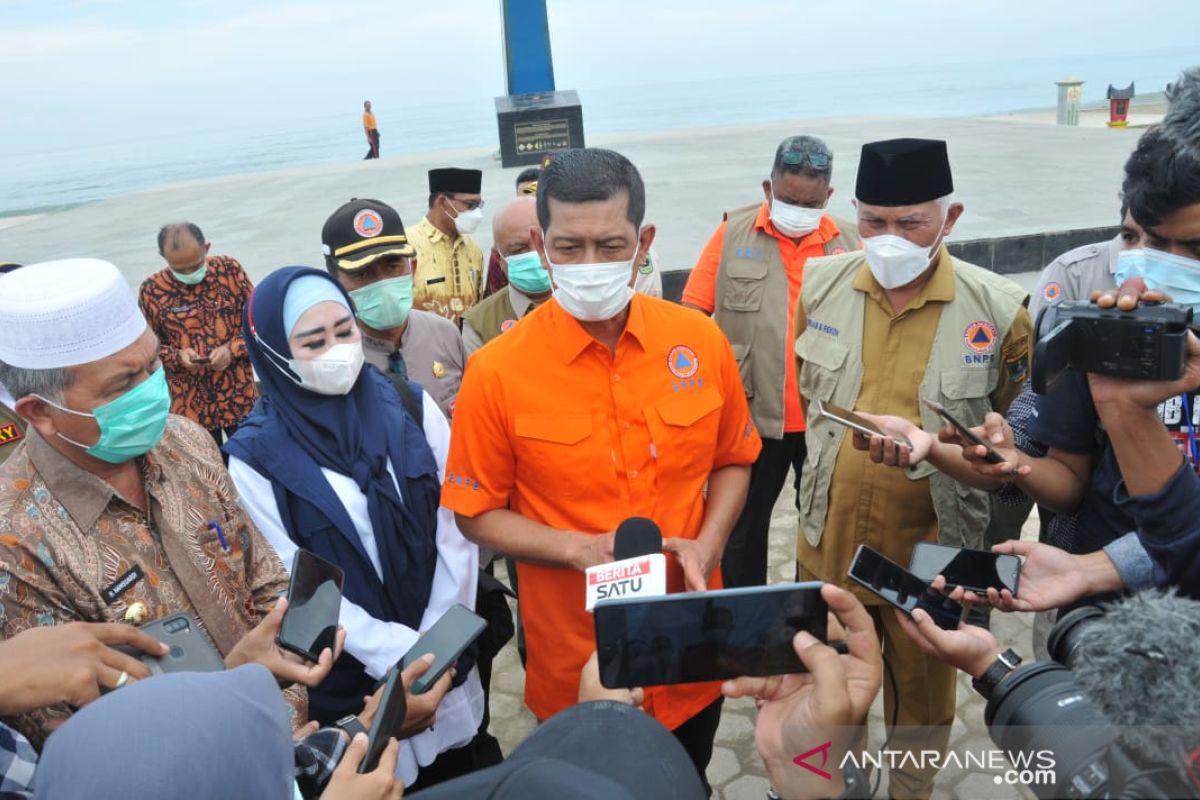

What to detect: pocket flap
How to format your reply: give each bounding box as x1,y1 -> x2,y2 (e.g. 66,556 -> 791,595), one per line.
730,343 -> 750,363
515,414 -> 592,445
794,333 -> 849,371
940,369 -> 992,400
726,258 -> 770,280
656,387 -> 724,427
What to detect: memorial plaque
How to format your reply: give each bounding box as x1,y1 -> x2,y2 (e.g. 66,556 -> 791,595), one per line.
496,89 -> 585,168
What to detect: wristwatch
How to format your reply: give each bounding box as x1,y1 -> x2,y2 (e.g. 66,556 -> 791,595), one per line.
971,648 -> 1022,700
336,714 -> 367,740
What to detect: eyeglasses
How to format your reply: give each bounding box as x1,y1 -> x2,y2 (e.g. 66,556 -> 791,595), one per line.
781,151 -> 831,170
448,196 -> 485,212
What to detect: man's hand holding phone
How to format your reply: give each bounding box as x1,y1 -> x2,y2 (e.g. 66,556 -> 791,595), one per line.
722,585 -> 881,800
894,602 -> 1002,680
398,653 -> 452,738
225,597 -> 346,687
850,412 -> 932,468
579,651 -> 644,708
321,732 -> 404,800
937,412 -> 1030,480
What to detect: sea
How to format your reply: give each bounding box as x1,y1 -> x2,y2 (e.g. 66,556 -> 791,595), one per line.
1,46 -> 1193,218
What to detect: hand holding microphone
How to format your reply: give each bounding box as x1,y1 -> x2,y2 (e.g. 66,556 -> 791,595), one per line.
584,518 -> 668,611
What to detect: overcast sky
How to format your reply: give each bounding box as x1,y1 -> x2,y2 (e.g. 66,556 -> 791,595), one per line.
1,0 -> 1194,149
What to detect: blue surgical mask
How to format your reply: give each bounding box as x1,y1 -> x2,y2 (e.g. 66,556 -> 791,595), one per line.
504,251 -> 551,294
1116,248 -> 1200,310
38,368 -> 172,463
349,275 -> 413,330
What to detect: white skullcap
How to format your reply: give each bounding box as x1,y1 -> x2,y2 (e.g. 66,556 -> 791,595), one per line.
0,258 -> 147,369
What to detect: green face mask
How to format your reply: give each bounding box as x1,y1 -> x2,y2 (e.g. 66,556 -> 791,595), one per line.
40,368 -> 172,463
505,251 -> 551,294
349,275 -> 413,330
170,264 -> 207,286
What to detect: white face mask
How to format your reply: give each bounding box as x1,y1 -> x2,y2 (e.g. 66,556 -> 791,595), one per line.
447,200 -> 484,235
769,182 -> 825,237
546,234 -> 640,322
285,341 -> 365,396
862,225 -> 946,290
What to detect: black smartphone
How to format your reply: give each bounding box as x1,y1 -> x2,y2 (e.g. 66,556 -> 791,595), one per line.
278,550 -> 345,662
190,355 -> 211,364
593,582 -> 828,689
359,665 -> 407,774
399,604 -> 487,694
909,542 -> 1021,596
113,613 -> 225,675
920,397 -> 1006,465
812,399 -> 912,448
847,545 -> 963,630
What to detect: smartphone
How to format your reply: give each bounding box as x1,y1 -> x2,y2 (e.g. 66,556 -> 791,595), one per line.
920,397 -> 1006,465
358,664 -> 408,774
593,583 -> 829,689
399,604 -> 487,694
909,542 -> 1021,596
113,613 -> 226,675
847,545 -> 963,630
278,550 -> 345,662
811,399 -> 911,449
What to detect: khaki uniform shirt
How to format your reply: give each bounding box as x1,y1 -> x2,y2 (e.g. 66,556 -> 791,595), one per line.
795,250 -> 1031,602
360,309 -> 466,418
408,217 -> 484,326
462,285 -> 540,357
0,417 -> 297,746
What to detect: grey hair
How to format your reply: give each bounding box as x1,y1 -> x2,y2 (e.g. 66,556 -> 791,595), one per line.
1162,65 -> 1200,143
771,135 -> 833,180
0,361 -> 74,403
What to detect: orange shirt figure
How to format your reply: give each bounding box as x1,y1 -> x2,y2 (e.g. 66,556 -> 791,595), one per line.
442,295 -> 761,729
683,202 -> 847,434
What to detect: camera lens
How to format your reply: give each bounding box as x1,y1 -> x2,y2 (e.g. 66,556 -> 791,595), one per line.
1047,605 -> 1105,668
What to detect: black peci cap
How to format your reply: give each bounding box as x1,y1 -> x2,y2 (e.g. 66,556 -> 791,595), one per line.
855,138 -> 954,206
428,167 -> 483,195
321,198 -> 415,272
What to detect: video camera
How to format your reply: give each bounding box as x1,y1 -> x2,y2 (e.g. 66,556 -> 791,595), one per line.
983,603 -> 1199,799
1032,301 -> 1194,394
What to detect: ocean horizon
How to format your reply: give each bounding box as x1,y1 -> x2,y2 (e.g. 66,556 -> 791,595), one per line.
1,44 -> 1192,218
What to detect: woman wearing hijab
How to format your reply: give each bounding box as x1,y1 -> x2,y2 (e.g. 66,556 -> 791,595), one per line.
35,665 -> 404,800
225,267 -> 482,788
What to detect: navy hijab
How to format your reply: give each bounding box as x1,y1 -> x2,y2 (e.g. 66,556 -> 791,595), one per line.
226,266 -> 437,630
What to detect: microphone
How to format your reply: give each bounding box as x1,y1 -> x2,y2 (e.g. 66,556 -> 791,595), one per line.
585,517 -> 667,612
1070,589 -> 1200,766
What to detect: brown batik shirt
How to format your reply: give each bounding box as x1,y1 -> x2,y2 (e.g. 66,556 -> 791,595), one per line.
0,416 -> 300,748
138,255 -> 258,431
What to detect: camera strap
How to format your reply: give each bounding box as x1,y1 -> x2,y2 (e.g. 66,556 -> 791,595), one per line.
1181,392 -> 1199,470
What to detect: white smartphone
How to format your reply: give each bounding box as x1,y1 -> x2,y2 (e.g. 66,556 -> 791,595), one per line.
811,399 -> 912,449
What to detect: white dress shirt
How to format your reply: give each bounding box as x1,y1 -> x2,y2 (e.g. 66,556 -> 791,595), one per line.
228,391 -> 482,786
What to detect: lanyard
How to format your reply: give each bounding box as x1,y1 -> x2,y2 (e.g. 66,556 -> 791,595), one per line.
1182,392 -> 1200,469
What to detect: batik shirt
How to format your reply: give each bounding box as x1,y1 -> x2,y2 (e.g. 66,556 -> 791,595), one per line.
138,256 -> 258,430
0,416 -> 297,747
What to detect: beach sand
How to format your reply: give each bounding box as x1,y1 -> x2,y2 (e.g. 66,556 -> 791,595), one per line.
0,112 -> 1144,290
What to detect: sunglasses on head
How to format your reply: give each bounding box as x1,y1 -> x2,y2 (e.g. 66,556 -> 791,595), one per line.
781,151 -> 831,170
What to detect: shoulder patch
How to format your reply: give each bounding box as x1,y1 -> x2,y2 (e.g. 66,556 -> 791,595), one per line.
1042,281 -> 1063,304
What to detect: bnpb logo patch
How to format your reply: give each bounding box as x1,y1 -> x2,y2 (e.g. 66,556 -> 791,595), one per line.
667,345 -> 699,379
1043,281 -> 1063,304
963,320 -> 998,353
353,209 -> 384,238
500,319 -> 516,333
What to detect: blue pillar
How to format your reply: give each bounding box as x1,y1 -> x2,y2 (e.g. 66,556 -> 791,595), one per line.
502,0 -> 556,96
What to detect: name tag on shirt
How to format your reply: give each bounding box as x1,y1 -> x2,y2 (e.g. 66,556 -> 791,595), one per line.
101,564 -> 146,605
426,277 -> 446,286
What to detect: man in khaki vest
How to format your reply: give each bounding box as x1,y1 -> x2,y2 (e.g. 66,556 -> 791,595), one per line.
793,139 -> 1031,799
683,135 -> 860,587
463,196 -> 551,356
